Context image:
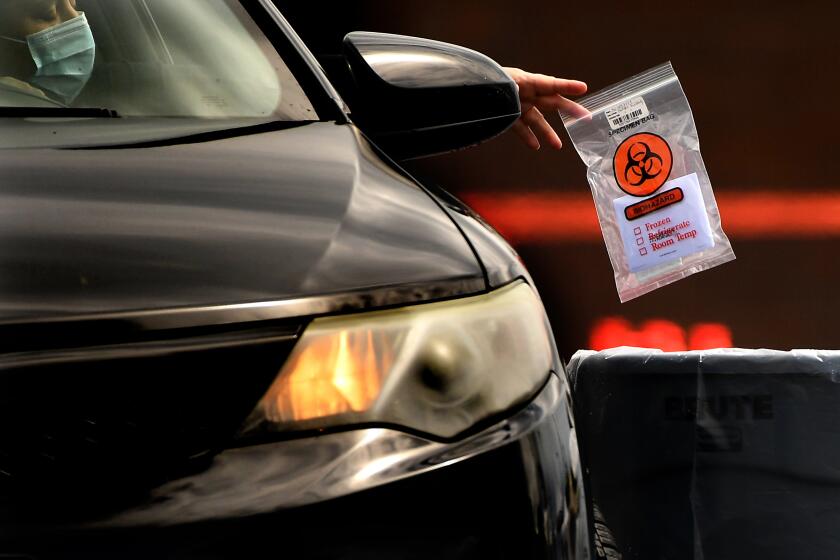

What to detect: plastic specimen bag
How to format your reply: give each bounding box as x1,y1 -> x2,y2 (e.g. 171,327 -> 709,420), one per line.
561,62 -> 734,302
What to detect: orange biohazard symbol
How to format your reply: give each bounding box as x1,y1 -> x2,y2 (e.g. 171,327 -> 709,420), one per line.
613,132 -> 673,197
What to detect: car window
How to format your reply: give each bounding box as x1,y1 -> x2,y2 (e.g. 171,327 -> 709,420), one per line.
0,0 -> 319,120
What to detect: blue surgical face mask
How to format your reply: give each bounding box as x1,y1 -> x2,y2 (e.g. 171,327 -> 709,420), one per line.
0,12 -> 96,104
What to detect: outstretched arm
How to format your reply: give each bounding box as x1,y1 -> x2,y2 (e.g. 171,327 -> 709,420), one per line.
504,67 -> 588,151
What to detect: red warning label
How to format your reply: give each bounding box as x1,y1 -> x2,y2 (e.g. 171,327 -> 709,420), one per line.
624,187 -> 684,221
613,132 -> 674,197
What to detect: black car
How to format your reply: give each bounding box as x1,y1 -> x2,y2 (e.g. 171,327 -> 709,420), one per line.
0,1 -> 591,558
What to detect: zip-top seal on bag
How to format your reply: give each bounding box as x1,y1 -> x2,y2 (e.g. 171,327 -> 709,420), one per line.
560,62 -> 735,302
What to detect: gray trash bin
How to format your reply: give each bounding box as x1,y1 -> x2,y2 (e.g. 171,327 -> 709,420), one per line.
569,348 -> 840,560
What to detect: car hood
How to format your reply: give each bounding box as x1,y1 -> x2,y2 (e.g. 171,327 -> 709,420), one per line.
0,121 -> 484,323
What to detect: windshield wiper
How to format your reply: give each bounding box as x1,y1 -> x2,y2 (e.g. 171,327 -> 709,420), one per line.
0,107 -> 120,118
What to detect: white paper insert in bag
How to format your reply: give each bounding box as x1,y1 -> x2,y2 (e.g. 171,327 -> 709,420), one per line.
613,173 -> 714,272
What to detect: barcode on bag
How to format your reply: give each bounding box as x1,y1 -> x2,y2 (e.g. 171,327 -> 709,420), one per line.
604,97 -> 650,131
611,109 -> 643,126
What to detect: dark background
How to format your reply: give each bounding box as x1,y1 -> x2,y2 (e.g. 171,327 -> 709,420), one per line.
275,1 -> 840,358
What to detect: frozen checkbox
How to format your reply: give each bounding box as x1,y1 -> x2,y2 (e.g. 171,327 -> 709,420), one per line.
634,227 -> 642,235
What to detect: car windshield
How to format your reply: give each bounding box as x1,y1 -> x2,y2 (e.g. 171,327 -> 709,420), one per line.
0,0 -> 318,120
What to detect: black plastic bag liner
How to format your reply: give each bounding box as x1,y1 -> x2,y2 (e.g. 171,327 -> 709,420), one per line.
569,348 -> 840,560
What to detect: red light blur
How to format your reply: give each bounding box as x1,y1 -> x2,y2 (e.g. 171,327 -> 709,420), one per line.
589,318 -> 733,351
638,319 -> 688,351
589,317 -> 637,350
463,191 -> 840,243
689,323 -> 734,350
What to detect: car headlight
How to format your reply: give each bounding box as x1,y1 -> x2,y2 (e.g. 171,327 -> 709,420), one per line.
241,281 -> 554,439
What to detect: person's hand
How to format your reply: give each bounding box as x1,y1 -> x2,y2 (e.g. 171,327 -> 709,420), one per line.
503,67 -> 588,151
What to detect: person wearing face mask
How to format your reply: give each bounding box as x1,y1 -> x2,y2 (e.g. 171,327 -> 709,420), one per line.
0,0 -> 95,105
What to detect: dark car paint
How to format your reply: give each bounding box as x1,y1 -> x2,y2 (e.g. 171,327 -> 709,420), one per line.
419,180 -> 532,288
1,384 -> 589,559
347,32 -> 512,89
0,2 -> 590,559
339,32 -> 521,159
0,121 -> 484,323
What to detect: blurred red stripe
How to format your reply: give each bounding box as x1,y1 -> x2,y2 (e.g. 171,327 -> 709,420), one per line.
588,317 -> 733,351
463,191 -> 840,243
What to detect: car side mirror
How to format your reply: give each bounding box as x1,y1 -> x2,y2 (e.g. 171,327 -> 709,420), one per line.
338,32 -> 521,160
